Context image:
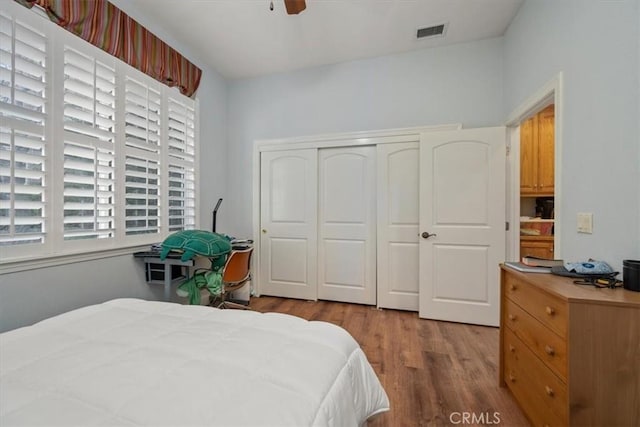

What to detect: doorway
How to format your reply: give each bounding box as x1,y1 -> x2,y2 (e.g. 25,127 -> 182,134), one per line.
519,104 -> 555,260
505,73 -> 563,262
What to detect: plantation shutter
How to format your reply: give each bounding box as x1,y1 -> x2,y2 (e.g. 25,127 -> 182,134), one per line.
1,1 -> 201,264
0,13 -> 47,247
166,95 -> 195,232
124,75 -> 161,236
63,46 -> 116,241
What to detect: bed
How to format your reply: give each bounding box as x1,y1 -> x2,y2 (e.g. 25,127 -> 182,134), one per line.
0,298 -> 389,426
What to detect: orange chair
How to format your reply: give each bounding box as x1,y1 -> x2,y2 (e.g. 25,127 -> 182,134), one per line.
210,246 -> 253,309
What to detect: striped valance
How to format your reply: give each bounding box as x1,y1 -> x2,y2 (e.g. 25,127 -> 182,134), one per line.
15,0 -> 202,97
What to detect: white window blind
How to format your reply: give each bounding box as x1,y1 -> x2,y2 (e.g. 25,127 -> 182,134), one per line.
0,1 -> 199,265
124,76 -> 161,236
167,96 -> 195,232
63,46 -> 116,241
0,13 -> 47,247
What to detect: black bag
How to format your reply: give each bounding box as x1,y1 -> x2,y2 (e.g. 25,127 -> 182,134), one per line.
551,266 -> 620,288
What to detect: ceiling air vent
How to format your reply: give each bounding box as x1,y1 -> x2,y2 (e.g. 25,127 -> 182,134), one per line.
416,23 -> 447,39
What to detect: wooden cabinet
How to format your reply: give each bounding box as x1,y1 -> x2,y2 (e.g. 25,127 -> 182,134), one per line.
520,236 -> 554,259
536,106 -> 555,193
500,266 -> 640,426
520,105 -> 554,195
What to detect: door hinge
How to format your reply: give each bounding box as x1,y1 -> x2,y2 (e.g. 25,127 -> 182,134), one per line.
506,145 -> 511,156
506,221 -> 510,231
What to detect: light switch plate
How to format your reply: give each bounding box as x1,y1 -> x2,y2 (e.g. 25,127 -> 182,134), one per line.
577,212 -> 593,234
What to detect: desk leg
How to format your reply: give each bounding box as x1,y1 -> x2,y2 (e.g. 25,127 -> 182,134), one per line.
163,263 -> 171,302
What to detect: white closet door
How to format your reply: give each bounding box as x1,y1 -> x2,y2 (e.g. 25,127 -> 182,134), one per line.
377,142 -> 420,311
259,149 -> 317,300
418,127 -> 506,326
317,146 -> 376,305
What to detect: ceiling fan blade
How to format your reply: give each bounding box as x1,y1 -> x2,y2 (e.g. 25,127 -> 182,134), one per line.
284,0 -> 306,15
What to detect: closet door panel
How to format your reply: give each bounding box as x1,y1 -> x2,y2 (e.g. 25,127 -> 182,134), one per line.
259,149 -> 317,300
419,127 -> 506,326
323,240 -> 365,287
377,142 -> 420,311
318,146 -> 376,305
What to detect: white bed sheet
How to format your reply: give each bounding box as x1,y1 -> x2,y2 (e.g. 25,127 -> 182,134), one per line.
0,298 -> 389,426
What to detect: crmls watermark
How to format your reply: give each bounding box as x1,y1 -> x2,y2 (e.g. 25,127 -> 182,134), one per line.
449,411 -> 501,425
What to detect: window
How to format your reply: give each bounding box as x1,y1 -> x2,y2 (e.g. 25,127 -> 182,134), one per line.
166,96 -> 196,232
0,12 -> 48,249
0,3 -> 198,265
124,75 -> 162,236
63,46 -> 117,241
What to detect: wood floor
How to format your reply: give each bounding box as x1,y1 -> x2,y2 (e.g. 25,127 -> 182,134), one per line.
249,296 -> 529,427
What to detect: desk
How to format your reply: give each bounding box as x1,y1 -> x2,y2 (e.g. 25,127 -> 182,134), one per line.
134,252 -> 194,301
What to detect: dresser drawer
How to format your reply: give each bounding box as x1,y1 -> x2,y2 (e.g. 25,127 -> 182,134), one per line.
503,328 -> 568,427
504,298 -> 567,380
504,273 -> 567,338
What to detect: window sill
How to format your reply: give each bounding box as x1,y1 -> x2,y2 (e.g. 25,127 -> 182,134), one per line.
0,245 -> 151,275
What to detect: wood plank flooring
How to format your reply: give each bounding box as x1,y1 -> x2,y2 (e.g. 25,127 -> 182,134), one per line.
249,296 -> 529,427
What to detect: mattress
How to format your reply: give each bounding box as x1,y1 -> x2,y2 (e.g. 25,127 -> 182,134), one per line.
0,298 -> 389,426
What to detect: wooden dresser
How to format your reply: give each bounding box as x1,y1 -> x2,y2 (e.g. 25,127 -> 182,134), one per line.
500,266 -> 640,426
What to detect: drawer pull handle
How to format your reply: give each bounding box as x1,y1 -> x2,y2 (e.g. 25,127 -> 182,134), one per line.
545,386 -> 555,397
545,345 -> 555,356
509,344 -> 515,353
508,314 -> 517,321
509,373 -> 516,382
546,306 -> 555,316
510,284 -> 517,291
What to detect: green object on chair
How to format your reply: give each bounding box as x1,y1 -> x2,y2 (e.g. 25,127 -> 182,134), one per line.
176,269 -> 223,305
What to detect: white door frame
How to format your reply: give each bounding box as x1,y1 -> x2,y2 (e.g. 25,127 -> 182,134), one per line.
252,124 -> 461,296
505,72 -> 564,261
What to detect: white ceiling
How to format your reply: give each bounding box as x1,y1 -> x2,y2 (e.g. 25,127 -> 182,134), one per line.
123,0 -> 524,80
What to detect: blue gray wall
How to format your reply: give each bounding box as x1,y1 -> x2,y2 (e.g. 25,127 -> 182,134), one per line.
225,37 -> 506,237
504,0 -> 640,271
0,257 -> 158,332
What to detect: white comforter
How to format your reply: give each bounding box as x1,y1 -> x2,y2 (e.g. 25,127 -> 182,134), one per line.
0,299 -> 389,426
